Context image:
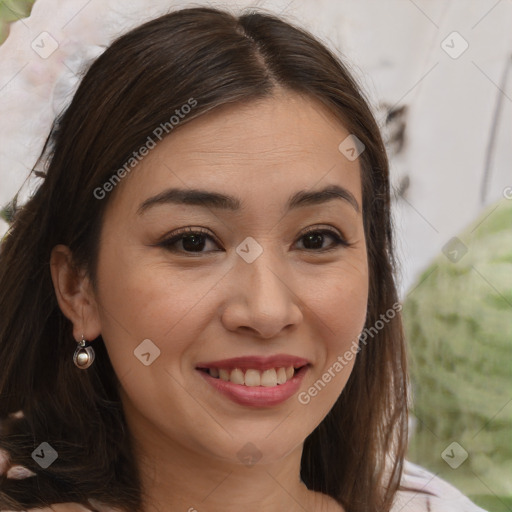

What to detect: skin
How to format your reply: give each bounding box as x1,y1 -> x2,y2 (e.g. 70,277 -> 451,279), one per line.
51,89 -> 369,512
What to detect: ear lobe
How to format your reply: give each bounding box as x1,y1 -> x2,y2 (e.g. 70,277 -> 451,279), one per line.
49,244 -> 101,342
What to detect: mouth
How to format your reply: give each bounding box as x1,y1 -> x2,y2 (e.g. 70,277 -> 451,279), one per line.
196,365 -> 307,387
195,355 -> 310,407
195,354 -> 310,387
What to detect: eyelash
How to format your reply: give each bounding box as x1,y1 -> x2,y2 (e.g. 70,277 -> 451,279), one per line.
157,226 -> 351,255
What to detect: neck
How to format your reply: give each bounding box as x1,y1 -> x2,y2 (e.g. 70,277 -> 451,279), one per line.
125,406 -> 342,512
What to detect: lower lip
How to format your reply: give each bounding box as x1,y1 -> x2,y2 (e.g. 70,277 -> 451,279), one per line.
197,366 -> 309,407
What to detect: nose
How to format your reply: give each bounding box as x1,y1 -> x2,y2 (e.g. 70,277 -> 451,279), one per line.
221,250 -> 303,339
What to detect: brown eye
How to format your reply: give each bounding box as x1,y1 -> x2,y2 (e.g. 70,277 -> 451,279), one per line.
157,226 -> 350,256
158,228 -> 220,254
297,228 -> 349,251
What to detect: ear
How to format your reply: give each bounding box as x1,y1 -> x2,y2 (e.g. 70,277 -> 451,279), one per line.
50,244 -> 102,342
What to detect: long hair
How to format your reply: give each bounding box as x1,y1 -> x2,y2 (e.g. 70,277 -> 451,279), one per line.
0,7 -> 408,511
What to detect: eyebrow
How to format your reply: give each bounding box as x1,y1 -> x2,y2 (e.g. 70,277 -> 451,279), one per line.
137,183 -> 360,215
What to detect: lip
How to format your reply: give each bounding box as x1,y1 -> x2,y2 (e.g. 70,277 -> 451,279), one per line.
197,365 -> 309,407
195,354 -> 310,371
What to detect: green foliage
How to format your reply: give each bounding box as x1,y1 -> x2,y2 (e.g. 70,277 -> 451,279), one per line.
0,198 -> 16,223
471,495 -> 512,512
404,198 -> 512,500
0,0 -> 35,44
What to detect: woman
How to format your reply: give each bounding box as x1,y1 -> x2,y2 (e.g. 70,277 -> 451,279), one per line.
0,6 -> 486,512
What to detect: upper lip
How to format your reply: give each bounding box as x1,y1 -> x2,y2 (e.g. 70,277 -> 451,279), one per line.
196,354 -> 310,371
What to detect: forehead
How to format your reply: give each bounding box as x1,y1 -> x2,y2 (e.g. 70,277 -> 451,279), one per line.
107,91 -> 363,216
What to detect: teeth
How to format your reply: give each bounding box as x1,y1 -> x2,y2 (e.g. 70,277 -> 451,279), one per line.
244,369 -> 261,386
207,366 -> 298,386
230,368 -> 244,385
261,368 -> 277,387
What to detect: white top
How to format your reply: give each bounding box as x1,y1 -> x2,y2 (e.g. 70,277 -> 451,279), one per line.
391,461 -> 487,512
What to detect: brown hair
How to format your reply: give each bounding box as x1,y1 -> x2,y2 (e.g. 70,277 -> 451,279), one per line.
0,6 -> 408,511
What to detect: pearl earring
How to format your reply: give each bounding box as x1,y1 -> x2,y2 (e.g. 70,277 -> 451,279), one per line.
73,334 -> 95,369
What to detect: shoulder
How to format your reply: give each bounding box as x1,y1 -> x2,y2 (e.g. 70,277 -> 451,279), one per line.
391,460 -> 488,512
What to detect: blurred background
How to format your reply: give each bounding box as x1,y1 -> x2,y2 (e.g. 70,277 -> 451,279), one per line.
1,0 -> 511,510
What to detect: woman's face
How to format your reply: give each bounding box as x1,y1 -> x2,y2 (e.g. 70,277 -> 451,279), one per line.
90,90 -> 368,467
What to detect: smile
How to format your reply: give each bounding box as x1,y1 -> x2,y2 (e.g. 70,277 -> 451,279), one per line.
199,366 -> 298,386
196,354 -> 310,407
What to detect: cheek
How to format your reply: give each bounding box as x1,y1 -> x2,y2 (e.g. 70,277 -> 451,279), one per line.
325,270 -> 367,327
305,254 -> 369,344
329,264 -> 369,364
92,253 -> 225,436
298,257 -> 368,409
92,245 -> 217,371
